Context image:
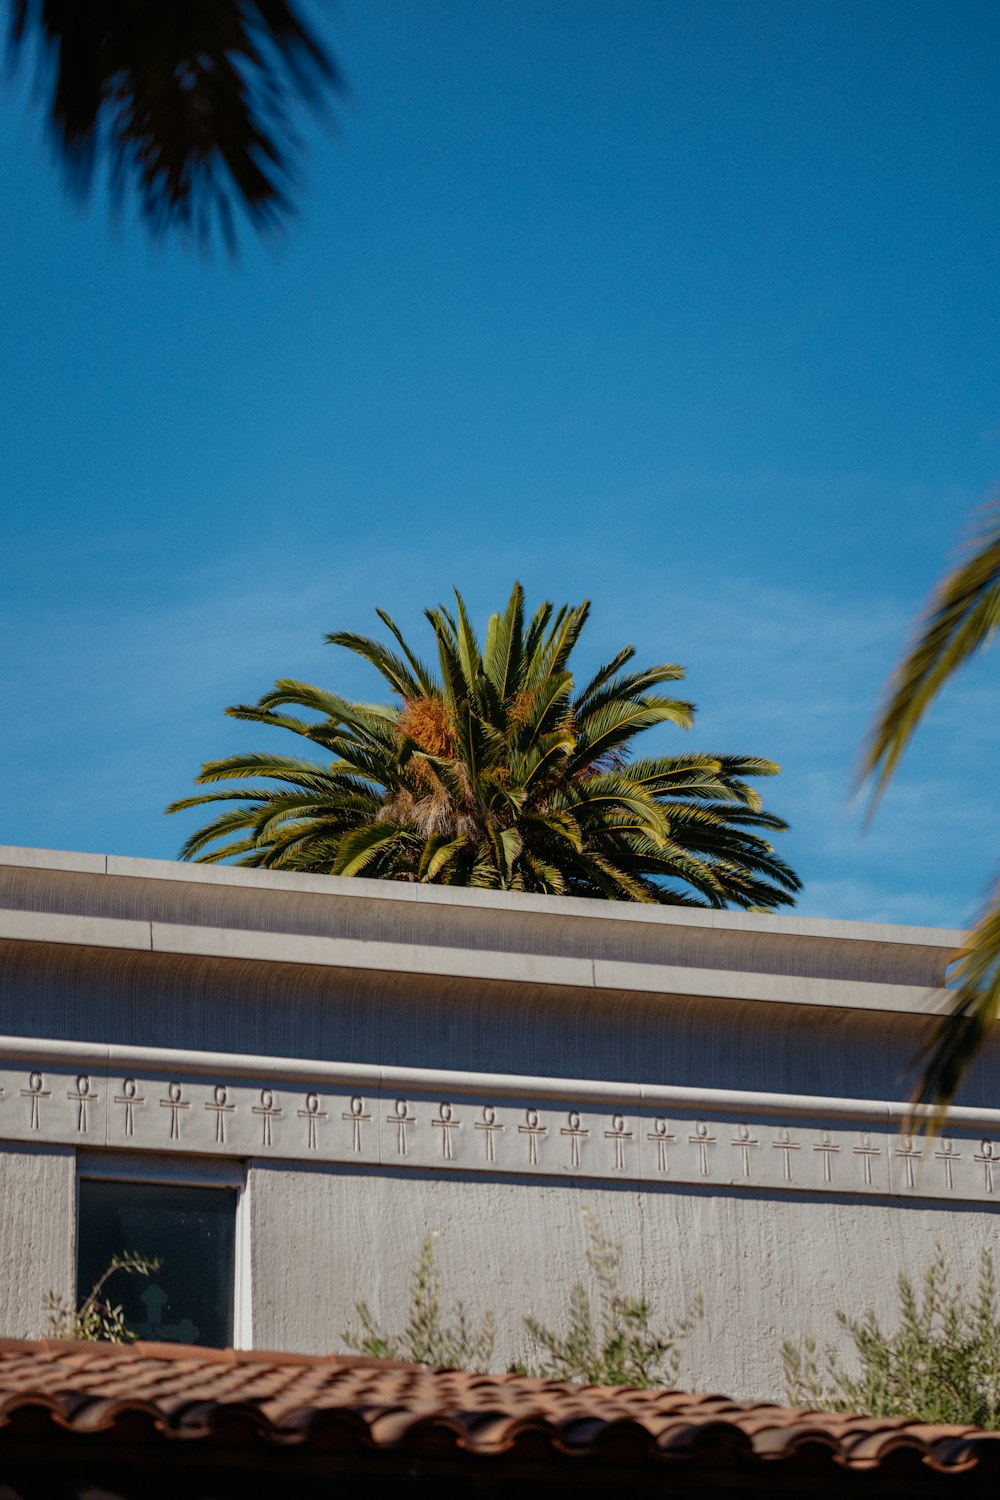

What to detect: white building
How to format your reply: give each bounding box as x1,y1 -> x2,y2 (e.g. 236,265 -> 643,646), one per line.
0,842 -> 993,1400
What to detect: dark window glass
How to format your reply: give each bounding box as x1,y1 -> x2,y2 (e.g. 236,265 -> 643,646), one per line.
77,1179 -> 236,1348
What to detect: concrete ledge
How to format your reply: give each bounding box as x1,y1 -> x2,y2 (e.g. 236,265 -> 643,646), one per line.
0,910 -> 151,952
0,846 -> 964,1018
0,843 -> 965,948
0,1028 -> 994,1131
0,909 -> 954,1015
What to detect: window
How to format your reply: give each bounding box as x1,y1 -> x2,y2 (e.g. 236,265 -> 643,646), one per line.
76,1173 -> 241,1348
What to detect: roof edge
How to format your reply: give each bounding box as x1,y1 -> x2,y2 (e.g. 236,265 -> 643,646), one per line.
0,843 -> 966,952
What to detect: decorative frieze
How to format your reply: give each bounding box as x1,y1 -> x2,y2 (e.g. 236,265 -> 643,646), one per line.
0,1048 -> 996,1208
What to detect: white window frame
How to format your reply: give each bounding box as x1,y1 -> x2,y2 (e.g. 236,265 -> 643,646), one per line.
75,1151 -> 251,1349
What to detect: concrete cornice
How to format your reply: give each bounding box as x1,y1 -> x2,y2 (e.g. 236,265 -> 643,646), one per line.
0,842 -> 964,946
0,843 -> 962,1016
0,1033 -> 996,1208
0,1031 -> 990,1129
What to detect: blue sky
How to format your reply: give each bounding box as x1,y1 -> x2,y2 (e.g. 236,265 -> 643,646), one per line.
3,0 -> 1000,925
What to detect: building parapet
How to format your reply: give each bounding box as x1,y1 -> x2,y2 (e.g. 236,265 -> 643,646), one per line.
0,844 -> 963,1012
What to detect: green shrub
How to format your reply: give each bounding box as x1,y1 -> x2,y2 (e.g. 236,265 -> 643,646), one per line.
516,1211 -> 702,1388
343,1234 -> 495,1369
344,1213 -> 702,1388
783,1245 -> 1000,1427
46,1252 -> 161,1344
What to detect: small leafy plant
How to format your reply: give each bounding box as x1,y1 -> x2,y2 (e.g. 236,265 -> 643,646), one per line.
45,1252 -> 161,1344
344,1234 -> 495,1369
344,1214 -> 702,1388
783,1245 -> 1000,1427
516,1211 -> 702,1388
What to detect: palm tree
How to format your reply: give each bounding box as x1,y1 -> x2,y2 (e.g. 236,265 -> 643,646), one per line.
7,2 -> 340,244
863,499 -> 1000,1113
168,585 -> 801,908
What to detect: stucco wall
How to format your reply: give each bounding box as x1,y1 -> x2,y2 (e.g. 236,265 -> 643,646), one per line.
247,1159 -> 1000,1402
0,1144 -> 74,1339
0,1136 -> 995,1403
0,847 -> 996,1402
5,939 -> 1000,1107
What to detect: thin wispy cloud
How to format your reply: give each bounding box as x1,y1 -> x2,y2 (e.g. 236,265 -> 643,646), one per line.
6,529 -> 996,931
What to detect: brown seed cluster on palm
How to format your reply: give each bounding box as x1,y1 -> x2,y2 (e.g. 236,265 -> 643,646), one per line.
168,585 -> 801,908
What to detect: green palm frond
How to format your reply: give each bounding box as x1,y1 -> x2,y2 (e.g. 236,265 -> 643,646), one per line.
575,645 -> 638,708
417,832 -> 466,882
520,851 -> 568,894
423,606 -> 466,712
864,500 -> 1000,809
509,730 -> 577,793
324,631 -> 427,702
712,754 -> 782,780
862,500 -> 1000,1111
513,675 -> 576,752
483,583 -> 525,701
255,680 -> 370,721
522,809 -> 584,854
574,664 -> 689,724
183,752 -> 342,787
375,610 -> 439,696
332,823 -> 411,877
522,599 -> 555,663
525,602 -> 589,699
911,891 -> 1000,1126
224,707 -> 328,743
453,592 -> 486,705
168,583 -> 797,909
9,0 -> 341,246
173,804 -> 273,861
571,696 -> 696,767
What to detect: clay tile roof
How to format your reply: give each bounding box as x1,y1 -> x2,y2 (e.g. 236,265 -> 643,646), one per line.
0,1337 -> 997,1491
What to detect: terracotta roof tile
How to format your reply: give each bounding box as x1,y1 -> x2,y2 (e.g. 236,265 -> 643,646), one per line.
0,1337 -> 996,1487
